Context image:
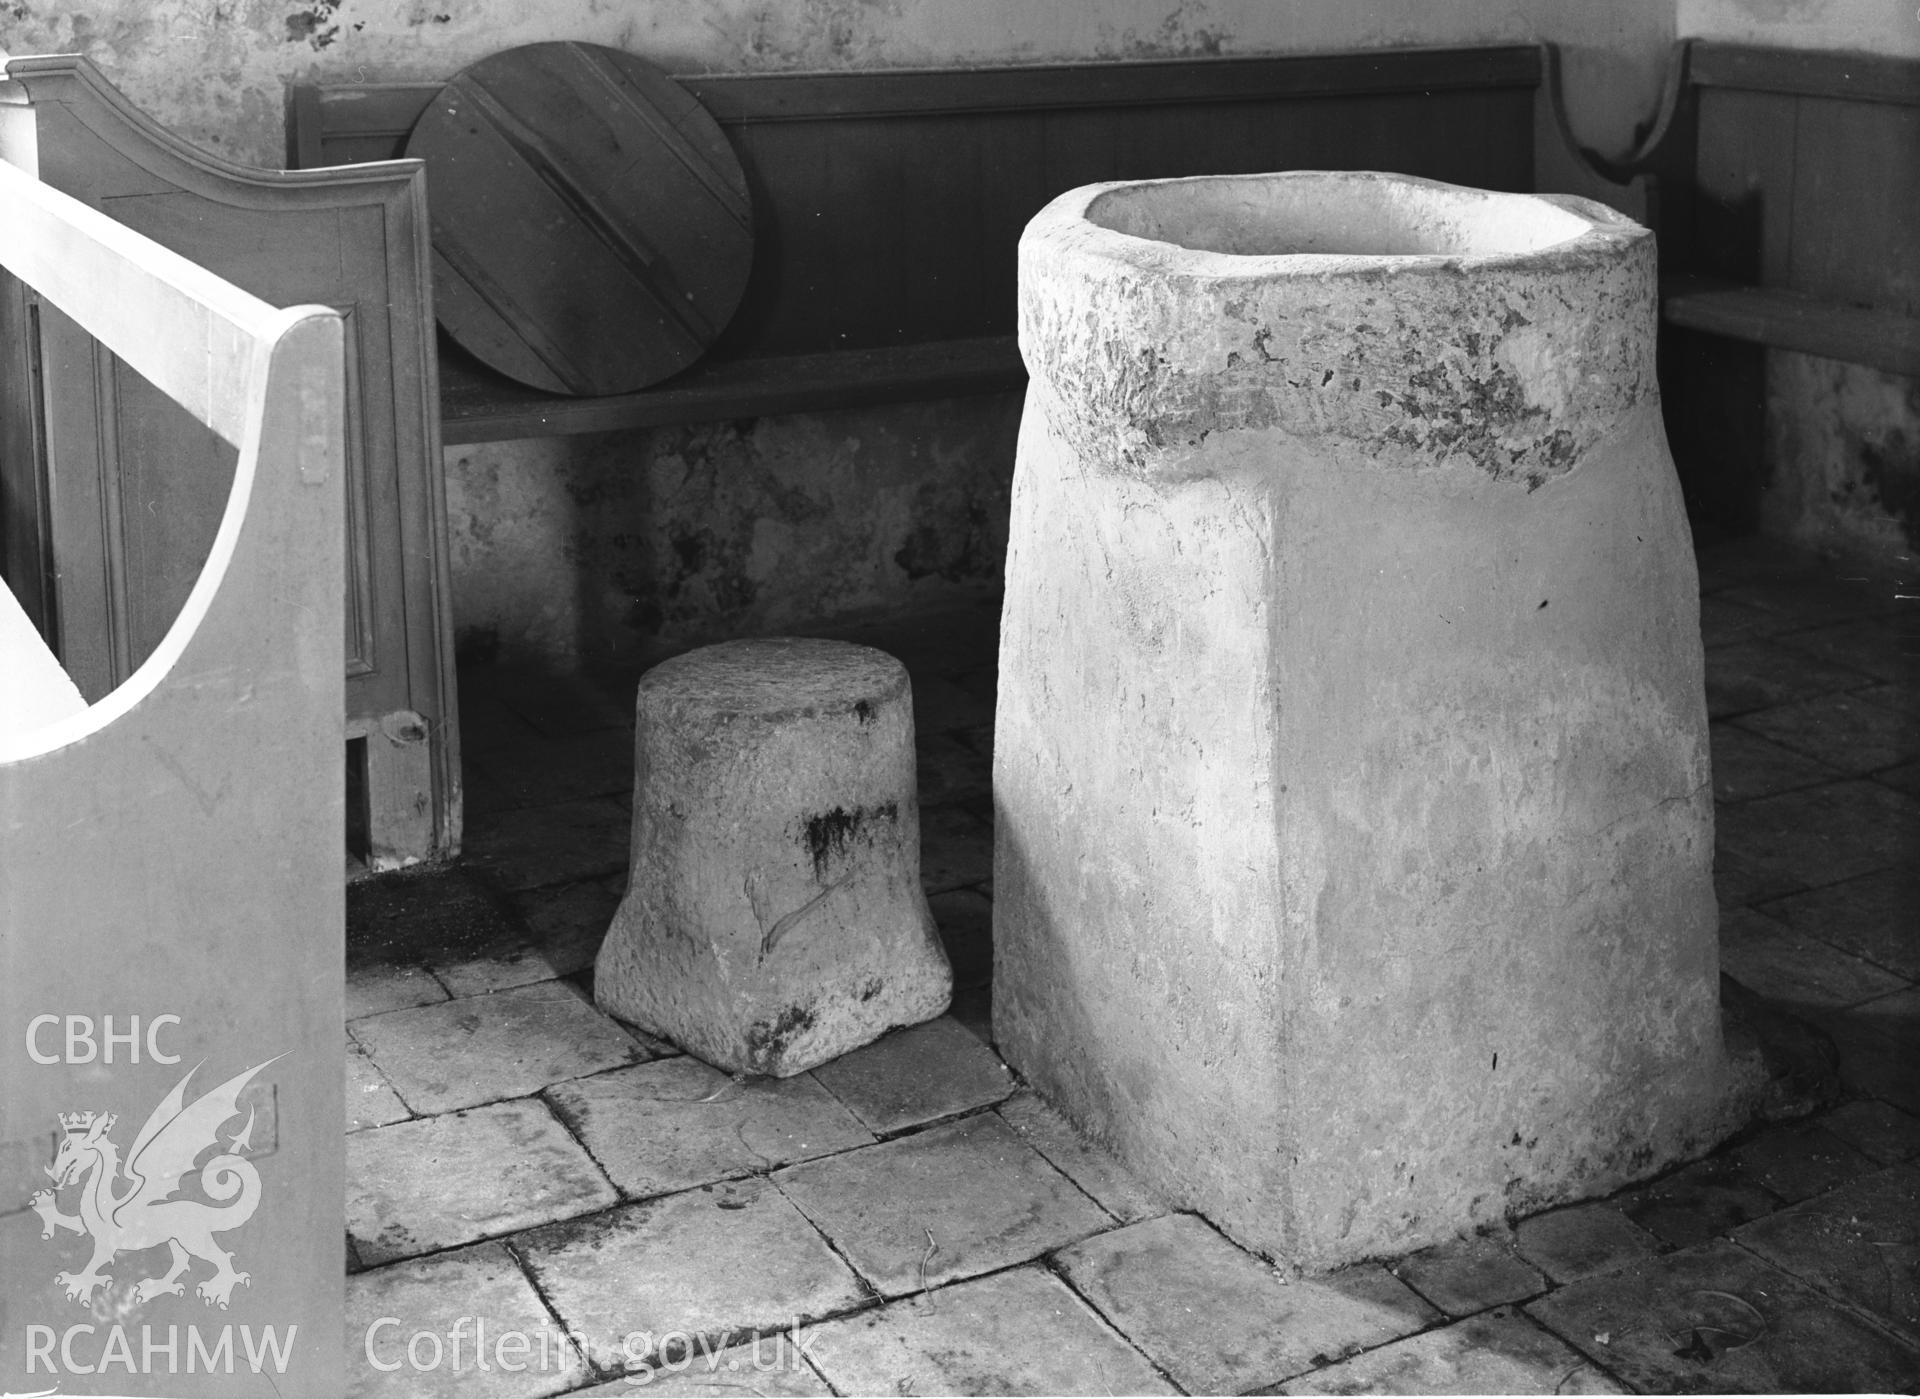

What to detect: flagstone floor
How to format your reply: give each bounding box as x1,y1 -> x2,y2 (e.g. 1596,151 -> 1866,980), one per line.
345,536 -> 1919,1397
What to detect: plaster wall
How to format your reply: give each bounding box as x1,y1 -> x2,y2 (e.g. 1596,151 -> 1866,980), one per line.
1678,0 -> 1920,55
0,0 -> 1679,667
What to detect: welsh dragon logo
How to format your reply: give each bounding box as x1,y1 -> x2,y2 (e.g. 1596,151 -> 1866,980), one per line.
29,1058 -> 276,1310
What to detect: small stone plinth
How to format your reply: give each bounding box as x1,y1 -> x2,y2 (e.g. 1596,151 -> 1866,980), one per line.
597,638 -> 951,1076
995,171 -> 1758,1270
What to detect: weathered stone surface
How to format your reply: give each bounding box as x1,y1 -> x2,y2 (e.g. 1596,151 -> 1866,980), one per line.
348,1243 -> 591,1399
806,1265 -> 1176,1396
1389,1228 -> 1547,1317
347,1098 -> 618,1265
597,639 -> 952,1076
995,171 -> 1748,1268
517,1177 -> 867,1376
544,1055 -> 874,1198
772,1113 -> 1108,1296
1054,1213 -> 1438,1393
1513,1204 -> 1661,1284
808,1015 -> 1014,1134
997,1088 -> 1168,1224
1278,1307 -> 1624,1395
1732,1163 -> 1920,1343
352,979 -> 648,1115
1525,1237 -> 1920,1393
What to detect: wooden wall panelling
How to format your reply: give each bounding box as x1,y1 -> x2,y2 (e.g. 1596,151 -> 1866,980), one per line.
1788,95 -> 1920,314
288,47 -> 1543,441
1693,88 -> 1798,287
1,54 -> 459,866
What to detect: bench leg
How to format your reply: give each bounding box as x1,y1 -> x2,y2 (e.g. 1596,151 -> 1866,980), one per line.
363,709 -> 439,870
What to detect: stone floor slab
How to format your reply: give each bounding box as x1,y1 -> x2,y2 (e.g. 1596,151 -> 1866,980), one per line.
1054,1213 -> 1438,1394
806,1264 -> 1175,1397
1735,689 -> 1920,774
997,1089 -> 1166,1224
1774,616 -> 1920,687
809,1015 -> 1014,1134
1715,779 -> 1919,891
348,1242 -> 590,1399
348,962 -> 449,1022
1698,594 -> 1775,648
773,1112 -> 1108,1297
1719,921 -> 1910,1010
517,1177 -> 868,1376
1704,639 -> 1873,720
1276,1306 -> 1624,1395
463,797 -> 631,892
352,980 -> 647,1115
508,875 -> 623,979
545,1056 -> 875,1198
1727,1119 -> 1878,1203
347,1036 -> 411,1132
1733,1163 -> 1920,1343
1712,845 -> 1807,910
1390,1229 -> 1548,1317
1525,1237 -> 1920,1393
1759,865 -> 1920,980
1513,1204 -> 1661,1284
1822,1099 -> 1920,1164
347,1097 -> 617,1264
1620,1157 -> 1785,1248
1710,723 -> 1843,801
918,804 -> 994,892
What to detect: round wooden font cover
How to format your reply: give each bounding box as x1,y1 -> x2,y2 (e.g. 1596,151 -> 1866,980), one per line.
407,42 -> 753,396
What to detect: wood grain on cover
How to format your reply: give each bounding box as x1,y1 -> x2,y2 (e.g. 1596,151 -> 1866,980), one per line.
407,41 -> 753,396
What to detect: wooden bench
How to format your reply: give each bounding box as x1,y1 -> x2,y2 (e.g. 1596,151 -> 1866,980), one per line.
1552,41 -> 1919,531
288,45 -> 1546,445
0,155 -> 343,1392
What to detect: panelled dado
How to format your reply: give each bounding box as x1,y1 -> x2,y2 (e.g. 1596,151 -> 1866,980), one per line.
289,46 -> 1543,444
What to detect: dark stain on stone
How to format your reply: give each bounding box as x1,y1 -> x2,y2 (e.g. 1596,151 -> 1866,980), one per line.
859,977 -> 883,1002
854,699 -> 875,724
1855,422 -> 1920,548
745,1004 -> 816,1069
803,802 -> 897,878
284,3 -> 340,47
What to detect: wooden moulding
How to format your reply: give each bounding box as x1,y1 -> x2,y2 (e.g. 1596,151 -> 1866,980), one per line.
290,45 -> 1544,443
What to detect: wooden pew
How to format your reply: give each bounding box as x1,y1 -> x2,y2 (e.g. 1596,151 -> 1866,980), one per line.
1550,41 -> 1920,532
0,155 -> 343,1398
0,54 -> 459,868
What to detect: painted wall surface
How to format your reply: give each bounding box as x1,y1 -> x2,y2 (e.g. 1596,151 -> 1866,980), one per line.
1678,0 -> 1920,55
0,1 -> 1672,169
0,1 -> 1679,667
